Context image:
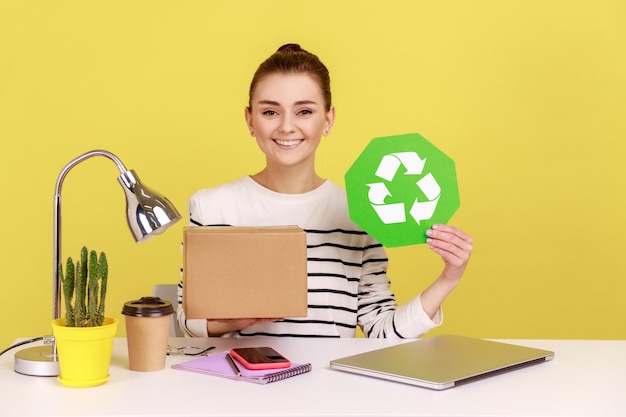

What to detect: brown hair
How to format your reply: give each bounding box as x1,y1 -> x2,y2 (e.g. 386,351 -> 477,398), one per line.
248,43 -> 332,111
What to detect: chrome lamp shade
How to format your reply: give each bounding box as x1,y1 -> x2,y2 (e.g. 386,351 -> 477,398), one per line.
13,150 -> 181,377
118,169 -> 181,243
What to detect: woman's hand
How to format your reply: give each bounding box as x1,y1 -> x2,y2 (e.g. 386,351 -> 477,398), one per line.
206,318 -> 281,336
419,224 -> 473,319
426,224 -> 473,283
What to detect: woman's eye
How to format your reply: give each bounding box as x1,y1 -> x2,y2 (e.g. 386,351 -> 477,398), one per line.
262,110 -> 277,116
298,109 -> 312,116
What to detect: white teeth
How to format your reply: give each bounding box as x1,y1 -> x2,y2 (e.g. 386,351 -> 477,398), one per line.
275,139 -> 302,147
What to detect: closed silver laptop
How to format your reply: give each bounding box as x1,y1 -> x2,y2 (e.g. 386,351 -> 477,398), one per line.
330,334 -> 554,390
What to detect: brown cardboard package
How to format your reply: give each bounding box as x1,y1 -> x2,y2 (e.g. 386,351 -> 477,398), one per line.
183,226 -> 308,319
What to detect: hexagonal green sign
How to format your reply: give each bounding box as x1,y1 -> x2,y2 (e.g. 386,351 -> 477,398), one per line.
345,133 -> 460,247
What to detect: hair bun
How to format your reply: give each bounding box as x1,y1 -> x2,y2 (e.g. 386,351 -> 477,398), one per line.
277,43 -> 303,53
249,43 -> 332,111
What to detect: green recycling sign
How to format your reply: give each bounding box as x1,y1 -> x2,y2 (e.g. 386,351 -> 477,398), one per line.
345,133 -> 460,247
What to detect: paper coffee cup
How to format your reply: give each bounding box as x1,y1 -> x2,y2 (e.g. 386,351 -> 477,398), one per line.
122,296 -> 174,372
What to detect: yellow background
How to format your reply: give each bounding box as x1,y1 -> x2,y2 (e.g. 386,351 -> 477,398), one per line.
1,1 -> 624,349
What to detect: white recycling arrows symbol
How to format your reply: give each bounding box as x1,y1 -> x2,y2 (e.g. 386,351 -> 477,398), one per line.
366,152 -> 441,225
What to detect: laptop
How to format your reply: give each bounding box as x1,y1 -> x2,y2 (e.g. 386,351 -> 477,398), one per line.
329,334 -> 554,390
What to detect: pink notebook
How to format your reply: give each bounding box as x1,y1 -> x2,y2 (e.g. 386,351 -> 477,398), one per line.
172,351 -> 312,384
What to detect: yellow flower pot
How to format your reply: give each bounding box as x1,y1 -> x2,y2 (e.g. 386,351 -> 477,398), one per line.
51,317 -> 118,388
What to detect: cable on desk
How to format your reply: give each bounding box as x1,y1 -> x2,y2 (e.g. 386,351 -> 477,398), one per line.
0,336 -> 54,357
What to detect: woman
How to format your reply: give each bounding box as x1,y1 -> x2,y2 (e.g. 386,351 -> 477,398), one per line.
177,44 -> 473,338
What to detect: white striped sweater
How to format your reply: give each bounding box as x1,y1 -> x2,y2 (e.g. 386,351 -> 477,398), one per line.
177,176 -> 441,338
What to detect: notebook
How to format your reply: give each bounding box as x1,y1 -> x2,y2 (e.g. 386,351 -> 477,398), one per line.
172,351 -> 312,384
329,334 -> 554,390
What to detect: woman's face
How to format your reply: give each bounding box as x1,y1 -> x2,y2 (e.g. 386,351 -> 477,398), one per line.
245,72 -> 334,171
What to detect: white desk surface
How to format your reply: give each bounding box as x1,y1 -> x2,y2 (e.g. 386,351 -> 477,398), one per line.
1,337 -> 624,417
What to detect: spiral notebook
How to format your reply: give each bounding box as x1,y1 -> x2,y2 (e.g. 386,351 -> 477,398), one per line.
172,351 -> 312,384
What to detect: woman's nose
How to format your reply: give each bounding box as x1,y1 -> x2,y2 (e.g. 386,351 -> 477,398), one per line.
278,114 -> 296,133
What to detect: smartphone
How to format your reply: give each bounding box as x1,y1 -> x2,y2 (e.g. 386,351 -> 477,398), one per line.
229,347 -> 291,370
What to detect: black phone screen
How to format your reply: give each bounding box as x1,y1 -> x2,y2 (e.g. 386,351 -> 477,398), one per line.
231,347 -> 289,364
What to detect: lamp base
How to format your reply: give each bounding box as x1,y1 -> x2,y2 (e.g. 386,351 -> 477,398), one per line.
14,345 -> 60,377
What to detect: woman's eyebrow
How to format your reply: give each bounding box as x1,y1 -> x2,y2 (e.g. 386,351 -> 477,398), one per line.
294,100 -> 318,106
257,100 -> 280,106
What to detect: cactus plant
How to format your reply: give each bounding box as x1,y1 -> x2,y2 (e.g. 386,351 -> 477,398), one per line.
58,246 -> 108,327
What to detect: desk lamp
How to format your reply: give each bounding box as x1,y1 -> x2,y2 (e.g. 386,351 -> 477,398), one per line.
14,150 -> 182,377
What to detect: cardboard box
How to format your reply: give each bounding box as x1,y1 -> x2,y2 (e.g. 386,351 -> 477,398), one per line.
183,226 -> 308,319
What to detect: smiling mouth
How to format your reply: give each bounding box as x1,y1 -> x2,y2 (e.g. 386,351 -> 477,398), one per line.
274,139 -> 303,147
